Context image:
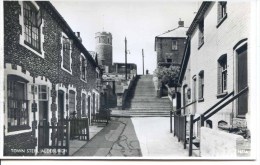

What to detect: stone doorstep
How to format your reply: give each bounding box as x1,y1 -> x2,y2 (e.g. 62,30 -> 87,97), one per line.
69,125 -> 106,156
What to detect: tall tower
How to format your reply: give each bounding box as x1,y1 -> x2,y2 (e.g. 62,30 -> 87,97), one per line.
95,31 -> 113,73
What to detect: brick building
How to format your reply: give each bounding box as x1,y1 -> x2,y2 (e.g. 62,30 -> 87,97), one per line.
155,20 -> 188,67
176,1 -> 251,157
3,1 -> 101,156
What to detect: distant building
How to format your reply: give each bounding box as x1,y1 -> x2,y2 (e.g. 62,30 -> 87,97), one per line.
155,20 -> 188,67
95,31 -> 113,73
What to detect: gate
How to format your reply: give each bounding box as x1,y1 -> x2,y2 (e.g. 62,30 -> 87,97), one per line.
174,114 -> 187,149
38,121 -> 70,156
68,118 -> 89,140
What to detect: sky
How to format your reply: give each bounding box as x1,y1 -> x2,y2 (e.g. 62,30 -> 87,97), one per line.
51,0 -> 199,74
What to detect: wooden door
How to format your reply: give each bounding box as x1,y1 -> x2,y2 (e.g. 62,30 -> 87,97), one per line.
237,44 -> 248,117
58,90 -> 65,122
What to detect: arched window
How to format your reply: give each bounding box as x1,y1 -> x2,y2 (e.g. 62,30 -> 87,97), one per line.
217,54 -> 227,97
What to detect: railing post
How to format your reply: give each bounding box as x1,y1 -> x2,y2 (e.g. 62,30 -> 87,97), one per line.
189,115 -> 194,156
201,114 -> 205,127
66,121 -> 70,156
184,115 -> 187,149
170,111 -> 173,133
178,115 -> 180,142
87,118 -> 90,141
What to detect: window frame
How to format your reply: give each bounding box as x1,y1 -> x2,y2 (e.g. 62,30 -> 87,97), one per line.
198,71 -> 204,102
7,75 -> 30,132
217,54 -> 228,98
19,1 -> 44,58
217,1 -> 227,28
69,90 -> 76,117
172,40 -> 178,50
80,54 -> 87,82
61,33 -> 72,74
198,18 -> 204,49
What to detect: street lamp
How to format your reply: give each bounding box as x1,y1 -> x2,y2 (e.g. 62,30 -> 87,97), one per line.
125,37 -> 130,80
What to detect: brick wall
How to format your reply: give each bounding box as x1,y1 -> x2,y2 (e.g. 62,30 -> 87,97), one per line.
4,131 -> 37,156
189,1 -> 250,128
4,1 -> 100,155
156,37 -> 186,65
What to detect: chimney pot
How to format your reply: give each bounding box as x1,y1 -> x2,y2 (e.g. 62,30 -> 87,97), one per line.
178,19 -> 184,27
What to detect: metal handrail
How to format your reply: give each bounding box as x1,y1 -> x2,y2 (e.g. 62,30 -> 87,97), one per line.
193,91 -> 234,123
204,86 -> 248,121
174,100 -> 196,114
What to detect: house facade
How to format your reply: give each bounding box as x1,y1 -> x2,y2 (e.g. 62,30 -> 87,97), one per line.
4,1 -> 101,156
177,1 -> 251,157
155,20 -> 188,67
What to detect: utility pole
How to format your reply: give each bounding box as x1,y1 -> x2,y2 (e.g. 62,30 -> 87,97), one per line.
125,37 -> 127,80
142,49 -> 144,75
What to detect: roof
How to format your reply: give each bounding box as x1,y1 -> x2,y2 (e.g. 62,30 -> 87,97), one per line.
186,2 -> 212,36
177,36 -> 190,86
38,1 -> 100,69
156,26 -> 188,38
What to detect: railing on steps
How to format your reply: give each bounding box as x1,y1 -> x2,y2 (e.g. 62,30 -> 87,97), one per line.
170,101 -> 196,149
188,86 -> 249,156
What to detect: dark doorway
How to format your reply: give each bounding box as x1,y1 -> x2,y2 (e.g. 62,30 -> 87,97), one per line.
237,44 -> 248,117
38,85 -> 49,147
58,90 -> 65,122
88,96 -> 91,123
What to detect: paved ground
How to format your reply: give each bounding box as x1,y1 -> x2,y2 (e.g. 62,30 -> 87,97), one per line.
73,117 -> 142,157
132,117 -> 189,158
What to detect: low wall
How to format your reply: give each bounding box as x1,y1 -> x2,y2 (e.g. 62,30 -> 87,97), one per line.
200,127 -> 250,157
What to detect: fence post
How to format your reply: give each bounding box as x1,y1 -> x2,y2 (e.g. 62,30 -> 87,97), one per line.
184,115 -> 187,149
170,111 -> 173,133
189,115 -> 194,156
66,121 -> 70,156
87,118 -> 90,141
178,115 -> 180,142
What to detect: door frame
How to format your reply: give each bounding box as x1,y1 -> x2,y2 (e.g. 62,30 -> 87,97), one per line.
234,40 -> 248,118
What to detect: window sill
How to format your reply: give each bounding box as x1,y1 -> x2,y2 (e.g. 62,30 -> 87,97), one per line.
198,42 -> 204,50
216,14 -> 228,28
216,92 -> 228,98
8,125 -> 31,132
198,98 -> 204,102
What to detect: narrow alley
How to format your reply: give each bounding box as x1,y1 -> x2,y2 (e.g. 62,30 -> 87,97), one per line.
73,75 -> 187,157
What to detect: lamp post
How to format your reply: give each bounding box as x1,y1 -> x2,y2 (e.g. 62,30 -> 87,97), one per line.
142,49 -> 144,75
125,37 -> 127,80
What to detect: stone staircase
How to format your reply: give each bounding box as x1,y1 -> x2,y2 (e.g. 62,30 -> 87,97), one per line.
111,75 -> 174,117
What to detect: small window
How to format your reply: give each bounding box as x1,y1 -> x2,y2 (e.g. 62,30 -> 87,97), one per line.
167,58 -> 172,63
62,35 -> 72,73
192,76 -> 197,101
198,71 -> 204,101
198,19 -> 204,48
217,1 -> 227,26
172,40 -> 178,50
38,85 -> 48,101
69,90 -> 76,117
217,54 -> 227,96
108,38 -> 110,44
23,1 -> 42,52
81,55 -> 87,81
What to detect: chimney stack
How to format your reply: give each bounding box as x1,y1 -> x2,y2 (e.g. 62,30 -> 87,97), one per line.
74,32 -> 82,42
178,18 -> 184,27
